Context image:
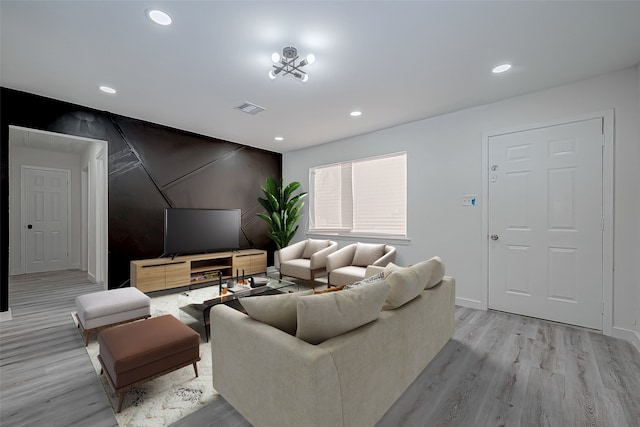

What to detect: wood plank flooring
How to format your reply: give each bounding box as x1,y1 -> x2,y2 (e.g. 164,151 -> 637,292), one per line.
376,309 -> 640,427
2,271 -> 639,427
176,304 -> 640,427
0,270 -> 117,427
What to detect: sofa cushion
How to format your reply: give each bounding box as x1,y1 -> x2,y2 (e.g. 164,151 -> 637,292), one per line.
352,243 -> 386,267
403,260 -> 431,288
330,266 -> 367,287
344,271 -> 385,290
239,290 -> 314,335
384,256 -> 446,289
383,262 -> 401,276
280,258 -> 312,279
302,239 -> 330,259
382,267 -> 424,310
423,256 -> 446,289
296,280 -> 389,344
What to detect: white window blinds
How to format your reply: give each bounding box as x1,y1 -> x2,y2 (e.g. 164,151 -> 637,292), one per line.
309,152 -> 406,237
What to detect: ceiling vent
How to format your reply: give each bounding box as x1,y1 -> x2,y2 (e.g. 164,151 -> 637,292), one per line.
235,102 -> 266,115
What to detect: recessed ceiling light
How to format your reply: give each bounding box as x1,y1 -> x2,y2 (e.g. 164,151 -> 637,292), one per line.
350,111 -> 362,117
492,64 -> 512,74
274,136 -> 284,141
99,86 -> 116,94
146,9 -> 173,26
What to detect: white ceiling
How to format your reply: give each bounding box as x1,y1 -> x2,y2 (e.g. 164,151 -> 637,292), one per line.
2,1 -> 640,153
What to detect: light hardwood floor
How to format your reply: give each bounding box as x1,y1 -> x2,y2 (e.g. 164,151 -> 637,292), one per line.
174,304 -> 640,427
2,271 -> 639,427
1,270 -> 117,427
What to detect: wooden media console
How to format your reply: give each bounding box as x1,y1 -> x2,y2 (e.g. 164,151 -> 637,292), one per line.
130,249 -> 267,293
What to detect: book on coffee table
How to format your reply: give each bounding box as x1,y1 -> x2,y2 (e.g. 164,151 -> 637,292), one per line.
229,283 -> 251,293
251,277 -> 270,287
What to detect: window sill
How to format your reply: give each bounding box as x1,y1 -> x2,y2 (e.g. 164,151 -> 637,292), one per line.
306,231 -> 411,245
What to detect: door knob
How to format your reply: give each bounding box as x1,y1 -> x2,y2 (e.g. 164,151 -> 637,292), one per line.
27,224 -> 33,229
490,234 -> 499,240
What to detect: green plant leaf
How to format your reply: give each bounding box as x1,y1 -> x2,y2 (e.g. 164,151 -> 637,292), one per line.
283,181 -> 301,202
256,178 -> 307,249
256,212 -> 273,226
265,192 -> 279,212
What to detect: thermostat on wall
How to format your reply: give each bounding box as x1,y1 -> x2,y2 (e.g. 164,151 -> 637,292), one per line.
461,195 -> 478,206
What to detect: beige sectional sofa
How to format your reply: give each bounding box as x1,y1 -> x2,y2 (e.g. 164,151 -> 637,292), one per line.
210,259 -> 455,427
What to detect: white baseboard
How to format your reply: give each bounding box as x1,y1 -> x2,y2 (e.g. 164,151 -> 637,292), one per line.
612,326 -> 640,353
87,272 -> 97,283
0,309 -> 13,322
455,297 -> 484,310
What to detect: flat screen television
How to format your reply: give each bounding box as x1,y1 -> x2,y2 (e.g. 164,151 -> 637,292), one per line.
163,208 -> 241,256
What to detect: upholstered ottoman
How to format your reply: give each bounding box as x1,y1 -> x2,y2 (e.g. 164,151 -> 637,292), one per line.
75,287 -> 151,346
98,314 -> 201,412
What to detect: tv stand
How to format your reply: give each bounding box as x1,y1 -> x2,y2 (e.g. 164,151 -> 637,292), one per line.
130,249 -> 267,293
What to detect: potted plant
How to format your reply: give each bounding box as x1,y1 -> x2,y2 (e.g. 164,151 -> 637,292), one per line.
257,178 -> 307,265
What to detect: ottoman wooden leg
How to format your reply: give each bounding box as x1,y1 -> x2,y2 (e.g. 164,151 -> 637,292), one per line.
117,392 -> 125,413
193,361 -> 198,377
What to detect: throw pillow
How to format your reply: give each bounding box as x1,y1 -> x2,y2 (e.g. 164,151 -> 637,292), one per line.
296,280 -> 390,345
424,256 -> 446,289
351,243 -> 386,267
302,239 -> 330,259
405,259 -> 433,289
314,285 -> 345,294
382,267 -> 424,310
344,271 -> 384,290
239,289 -> 314,335
383,262 -> 401,277
384,257 -> 445,289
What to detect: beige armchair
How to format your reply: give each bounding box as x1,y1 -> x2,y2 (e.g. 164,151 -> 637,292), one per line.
326,243 -> 396,287
278,239 -> 338,286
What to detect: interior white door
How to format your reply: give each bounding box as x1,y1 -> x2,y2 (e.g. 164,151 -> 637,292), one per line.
488,118 -> 603,330
24,167 -> 70,273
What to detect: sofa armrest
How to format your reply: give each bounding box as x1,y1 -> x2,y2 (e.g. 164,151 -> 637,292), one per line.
210,305 -> 344,427
364,265 -> 385,278
278,240 -> 306,263
372,245 -> 397,267
310,241 -> 338,269
317,275 -> 455,427
326,244 -> 357,272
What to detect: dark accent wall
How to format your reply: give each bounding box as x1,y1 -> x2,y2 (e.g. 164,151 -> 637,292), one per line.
0,87 -> 281,309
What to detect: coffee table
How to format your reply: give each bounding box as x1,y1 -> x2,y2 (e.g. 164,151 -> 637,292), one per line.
178,277 -> 298,341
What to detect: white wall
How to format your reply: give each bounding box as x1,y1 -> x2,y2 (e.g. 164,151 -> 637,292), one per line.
636,64 -> 640,346
81,142 -> 104,283
284,67 -> 640,340
9,146 -> 82,274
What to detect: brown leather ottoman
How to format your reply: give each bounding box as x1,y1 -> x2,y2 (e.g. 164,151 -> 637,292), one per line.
97,314 -> 201,412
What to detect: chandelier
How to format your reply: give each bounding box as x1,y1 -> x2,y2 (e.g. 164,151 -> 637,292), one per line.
269,46 -> 315,82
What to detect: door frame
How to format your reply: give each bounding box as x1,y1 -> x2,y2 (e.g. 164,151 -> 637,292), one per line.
20,165 -> 72,274
481,110 -> 614,335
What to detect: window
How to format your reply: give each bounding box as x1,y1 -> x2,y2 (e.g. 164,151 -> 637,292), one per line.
309,152 -> 407,237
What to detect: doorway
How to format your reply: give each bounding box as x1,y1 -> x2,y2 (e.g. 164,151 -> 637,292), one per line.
8,126 -> 108,286
482,112 -> 614,333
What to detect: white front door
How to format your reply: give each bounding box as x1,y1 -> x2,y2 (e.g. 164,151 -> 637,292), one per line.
488,118 -> 603,330
23,167 -> 70,273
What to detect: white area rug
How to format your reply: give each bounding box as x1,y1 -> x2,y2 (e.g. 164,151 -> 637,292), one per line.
74,288 -> 222,427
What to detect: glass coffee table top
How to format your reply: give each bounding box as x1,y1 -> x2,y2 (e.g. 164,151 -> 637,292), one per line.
178,276 -> 298,341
